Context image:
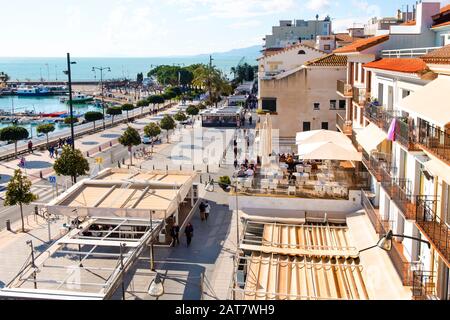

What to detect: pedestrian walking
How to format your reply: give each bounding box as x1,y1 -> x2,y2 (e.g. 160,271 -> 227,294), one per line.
49,146 -> 54,159
204,201 -> 211,221
234,159 -> 238,169
28,140 -> 33,154
54,148 -> 59,159
170,224 -> 180,247
185,223 -> 194,247
249,115 -> 253,125
199,201 -> 206,222
233,146 -> 238,159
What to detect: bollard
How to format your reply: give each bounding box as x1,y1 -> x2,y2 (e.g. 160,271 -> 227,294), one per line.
122,158 -> 125,165
110,141 -> 113,147
166,164 -> 168,171
128,165 -> 130,169
207,165 -> 209,173
153,164 -> 155,170
180,165 -> 182,171
140,165 -> 142,169
87,151 -> 90,158
99,146 -> 102,152
40,171 -> 43,179
118,161 -> 121,168
6,220 -> 11,231
193,165 -> 195,171
200,175 -> 203,184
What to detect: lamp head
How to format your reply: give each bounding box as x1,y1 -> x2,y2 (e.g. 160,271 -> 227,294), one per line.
148,273 -> 164,297
377,230 -> 394,252
205,180 -> 215,193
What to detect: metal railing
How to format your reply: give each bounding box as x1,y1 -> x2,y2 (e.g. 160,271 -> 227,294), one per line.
417,119 -> 450,165
412,270 -> 437,300
381,47 -> 442,58
361,190 -> 392,235
337,79 -> 352,97
352,87 -> 368,106
336,113 -> 352,135
416,196 -> 450,266
361,151 -> 392,182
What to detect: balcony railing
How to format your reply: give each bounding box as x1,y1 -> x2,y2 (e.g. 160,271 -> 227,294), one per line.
336,113 -> 352,135
417,119 -> 450,165
416,196 -> 450,267
362,151 -> 391,182
337,79 -> 352,97
364,103 -> 419,151
381,47 -> 443,58
412,270 -> 437,300
352,87 -> 369,106
362,190 -> 419,286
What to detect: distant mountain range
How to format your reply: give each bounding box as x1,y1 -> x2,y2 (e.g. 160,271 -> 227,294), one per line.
179,45 -> 263,61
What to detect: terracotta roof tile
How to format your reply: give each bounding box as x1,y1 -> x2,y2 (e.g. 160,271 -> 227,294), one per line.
304,54 -> 347,67
421,45 -> 450,65
441,4 -> 450,14
401,20 -> 416,26
431,20 -> 450,29
334,35 -> 389,54
335,33 -> 355,43
363,58 -> 428,74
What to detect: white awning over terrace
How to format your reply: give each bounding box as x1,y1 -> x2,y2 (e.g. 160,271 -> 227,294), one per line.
397,76 -> 450,127
424,158 -> 450,185
356,123 -> 387,153
297,141 -> 362,161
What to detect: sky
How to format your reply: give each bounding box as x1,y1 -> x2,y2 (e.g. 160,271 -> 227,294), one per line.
2,0 -> 450,57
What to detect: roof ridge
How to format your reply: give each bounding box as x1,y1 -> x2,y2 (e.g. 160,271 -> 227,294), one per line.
263,42 -> 326,59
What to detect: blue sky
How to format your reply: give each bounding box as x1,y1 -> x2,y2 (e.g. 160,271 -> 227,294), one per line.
2,0 -> 449,57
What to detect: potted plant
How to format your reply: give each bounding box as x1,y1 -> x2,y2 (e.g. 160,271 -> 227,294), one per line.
218,176 -> 231,192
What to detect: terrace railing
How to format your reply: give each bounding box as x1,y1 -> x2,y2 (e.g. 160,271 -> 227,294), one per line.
337,79 -> 353,97
416,196 -> 450,266
417,119 -> 450,165
362,151 -> 392,182
412,270 -> 437,300
336,113 -> 352,135
352,87 -> 369,106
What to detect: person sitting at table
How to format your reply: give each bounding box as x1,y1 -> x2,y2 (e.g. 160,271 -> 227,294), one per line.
244,158 -> 249,167
237,167 -> 247,177
249,163 -> 255,171
311,162 -> 318,171
279,153 -> 286,163
286,154 -> 294,170
245,167 -> 254,177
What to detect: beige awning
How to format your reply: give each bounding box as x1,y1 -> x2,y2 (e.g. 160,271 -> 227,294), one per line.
424,159 -> 450,185
397,76 -> 450,127
296,130 -> 354,147
356,123 -> 387,153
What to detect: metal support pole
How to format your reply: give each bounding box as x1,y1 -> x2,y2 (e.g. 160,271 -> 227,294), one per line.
235,181 -> 240,246
119,243 -> 126,300
150,211 -> 155,271
67,53 -> 75,150
27,240 -> 37,289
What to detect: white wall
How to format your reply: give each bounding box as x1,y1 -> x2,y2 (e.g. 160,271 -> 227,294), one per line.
229,190 -> 363,214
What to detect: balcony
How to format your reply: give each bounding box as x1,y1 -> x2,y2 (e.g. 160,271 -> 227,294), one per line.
352,87 -> 369,107
336,113 -> 352,135
364,103 -> 419,151
362,190 -> 419,286
416,197 -> 450,267
417,119 -> 450,165
337,79 -> 352,97
259,70 -> 285,80
381,47 -> 442,58
361,151 -> 391,182
412,270 -> 437,300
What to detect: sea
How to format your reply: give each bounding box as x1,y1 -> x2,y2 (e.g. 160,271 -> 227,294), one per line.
0,55 -> 257,135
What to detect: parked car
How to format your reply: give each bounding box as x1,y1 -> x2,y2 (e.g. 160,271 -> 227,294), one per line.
142,135 -> 151,144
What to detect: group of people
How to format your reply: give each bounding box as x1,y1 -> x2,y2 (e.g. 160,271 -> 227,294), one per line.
48,137 -> 72,159
235,160 -> 256,177
170,222 -> 194,247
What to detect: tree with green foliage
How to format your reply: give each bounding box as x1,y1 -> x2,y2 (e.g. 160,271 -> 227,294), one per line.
84,111 -> 104,131
186,105 -> 199,127
148,66 -> 194,87
121,103 -> 135,122
4,169 -> 38,232
136,99 -> 149,114
36,123 -> 55,147
107,107 -> 122,125
0,126 -> 29,158
119,126 -> 141,165
231,63 -> 257,84
159,115 -> 176,143
192,64 -> 232,107
147,95 -> 165,112
136,72 -> 144,84
144,122 -> 161,154
174,111 -> 188,122
64,117 -> 79,125
53,145 -> 90,184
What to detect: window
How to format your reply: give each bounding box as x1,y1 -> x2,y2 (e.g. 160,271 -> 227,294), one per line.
324,44 -> 331,51
261,98 -> 277,112
330,100 -> 337,110
303,122 -> 311,132
321,122 -> 329,130
355,63 -> 359,81
402,89 -> 411,98
313,103 -> 320,110
298,50 -> 306,54
339,100 -> 346,109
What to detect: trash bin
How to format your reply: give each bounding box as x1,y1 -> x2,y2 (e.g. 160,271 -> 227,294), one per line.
6,220 -> 11,231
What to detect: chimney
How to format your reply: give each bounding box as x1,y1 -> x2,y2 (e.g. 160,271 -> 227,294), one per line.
406,5 -> 409,22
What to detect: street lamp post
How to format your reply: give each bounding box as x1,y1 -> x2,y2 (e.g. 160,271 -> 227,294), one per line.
26,240 -> 37,289
64,53 -> 77,150
92,66 -> 111,130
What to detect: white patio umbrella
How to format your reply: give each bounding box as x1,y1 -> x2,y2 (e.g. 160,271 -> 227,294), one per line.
296,130 -> 353,148
261,113 -> 274,168
297,141 -> 362,161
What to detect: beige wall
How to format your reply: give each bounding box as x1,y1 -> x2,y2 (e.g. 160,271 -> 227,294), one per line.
258,66 -> 346,138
